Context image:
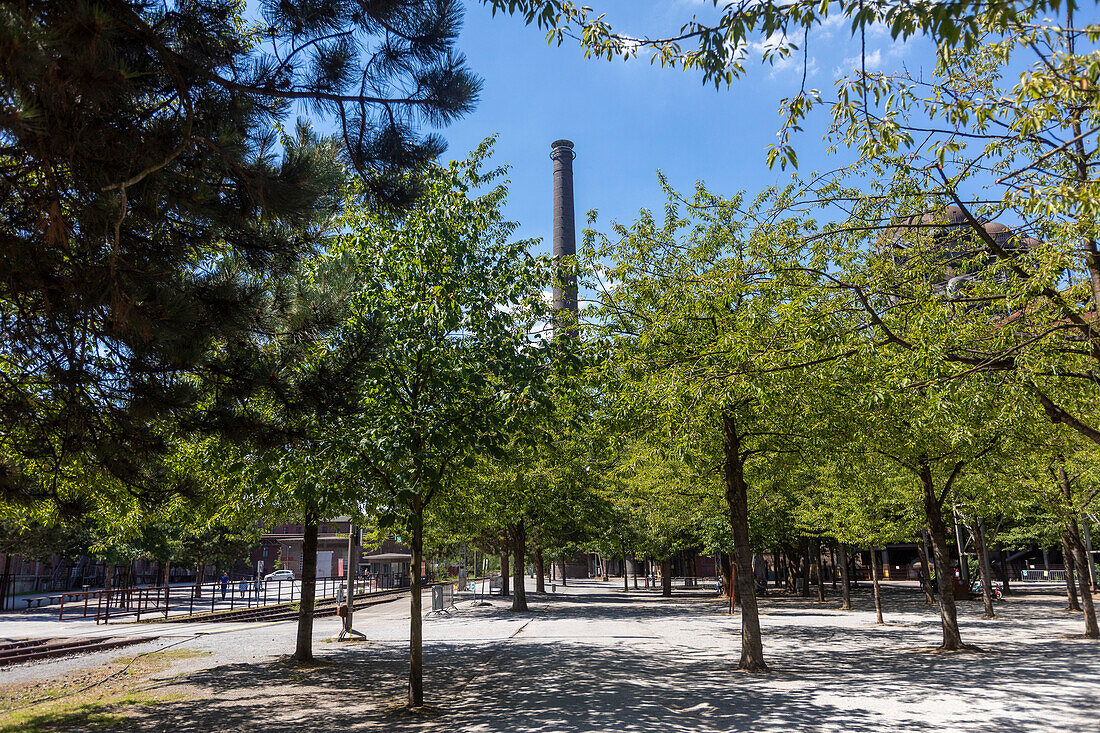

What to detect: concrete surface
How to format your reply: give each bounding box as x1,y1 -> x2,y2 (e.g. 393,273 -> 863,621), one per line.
1,580 -> 1096,732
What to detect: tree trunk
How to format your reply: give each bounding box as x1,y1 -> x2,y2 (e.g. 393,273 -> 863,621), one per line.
920,464 -> 965,650
661,557 -> 672,597
558,560 -> 567,586
732,556 -> 740,609
1062,533 -> 1082,612
621,545 -> 629,593
409,502 -> 425,707
838,543 -> 852,611
0,553 -> 11,611
997,544 -> 1011,594
163,558 -> 171,613
632,553 -> 639,589
1059,464 -> 1099,637
830,545 -> 837,590
916,537 -> 936,606
773,548 -> 783,588
815,539 -> 826,602
294,511 -> 319,662
103,562 -> 115,612
973,519 -> 995,619
1070,532 -> 1099,638
720,551 -> 733,601
534,548 -> 546,594
193,560 -> 205,598
511,522 -> 528,612
870,547 -> 885,624
1081,519 -> 1098,590
500,552 -> 509,597
722,412 -> 768,672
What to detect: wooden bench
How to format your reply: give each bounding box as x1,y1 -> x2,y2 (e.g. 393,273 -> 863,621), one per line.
22,594 -> 64,610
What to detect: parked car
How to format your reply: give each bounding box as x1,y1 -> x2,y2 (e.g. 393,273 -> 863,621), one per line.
264,569 -> 294,582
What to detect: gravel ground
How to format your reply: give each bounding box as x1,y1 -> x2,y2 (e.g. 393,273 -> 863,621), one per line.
0,580 -> 1096,732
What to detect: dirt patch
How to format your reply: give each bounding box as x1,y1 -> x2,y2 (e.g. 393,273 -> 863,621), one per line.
383,702 -> 444,719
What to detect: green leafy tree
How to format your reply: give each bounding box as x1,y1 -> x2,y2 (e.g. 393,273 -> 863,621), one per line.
484,1 -> 1068,165
816,12 -> 1100,445
589,177 -> 846,671
234,246 -> 383,663
335,141 -> 556,707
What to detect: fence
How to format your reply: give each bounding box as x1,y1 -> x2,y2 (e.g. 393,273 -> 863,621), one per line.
1020,569 -> 1068,582
429,583 -> 458,614
52,576 -> 375,623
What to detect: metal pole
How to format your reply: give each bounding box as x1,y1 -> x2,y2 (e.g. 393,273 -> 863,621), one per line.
347,525 -> 354,619
339,523 -> 365,640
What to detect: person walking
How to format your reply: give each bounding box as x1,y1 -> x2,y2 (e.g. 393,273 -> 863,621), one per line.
220,572 -> 229,600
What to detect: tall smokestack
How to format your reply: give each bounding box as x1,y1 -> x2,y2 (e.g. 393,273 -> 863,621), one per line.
550,139 -> 577,315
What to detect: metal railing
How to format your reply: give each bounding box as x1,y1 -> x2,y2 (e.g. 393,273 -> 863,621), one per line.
52,576 -> 388,623
1020,569 -> 1067,582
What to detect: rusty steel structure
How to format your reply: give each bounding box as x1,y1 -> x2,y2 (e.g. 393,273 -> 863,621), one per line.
881,205 -> 1037,297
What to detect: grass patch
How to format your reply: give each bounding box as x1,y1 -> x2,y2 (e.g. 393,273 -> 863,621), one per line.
0,646 -> 206,731
0,690 -> 189,733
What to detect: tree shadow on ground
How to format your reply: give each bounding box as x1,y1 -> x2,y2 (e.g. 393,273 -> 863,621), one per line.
57,583 -> 1100,733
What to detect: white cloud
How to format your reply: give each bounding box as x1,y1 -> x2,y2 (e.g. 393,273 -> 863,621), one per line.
721,32 -> 818,80
831,45 -> 909,78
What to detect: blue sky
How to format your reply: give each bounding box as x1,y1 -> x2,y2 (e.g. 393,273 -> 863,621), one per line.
437,2 -> 938,255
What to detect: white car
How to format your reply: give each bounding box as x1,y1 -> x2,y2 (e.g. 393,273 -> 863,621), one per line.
264,570 -> 294,582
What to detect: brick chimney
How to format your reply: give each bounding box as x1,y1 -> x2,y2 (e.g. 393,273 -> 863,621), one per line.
550,139 -> 577,315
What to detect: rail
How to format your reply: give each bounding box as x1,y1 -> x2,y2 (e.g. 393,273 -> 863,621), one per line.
52,576 -> 400,623
1020,569 -> 1068,582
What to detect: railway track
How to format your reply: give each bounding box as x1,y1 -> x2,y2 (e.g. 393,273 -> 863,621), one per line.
0,636 -> 146,666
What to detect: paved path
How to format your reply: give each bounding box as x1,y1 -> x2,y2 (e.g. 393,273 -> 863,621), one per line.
2,580 -> 1097,732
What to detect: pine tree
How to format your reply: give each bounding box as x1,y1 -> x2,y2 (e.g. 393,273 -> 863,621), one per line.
0,1 -> 480,511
